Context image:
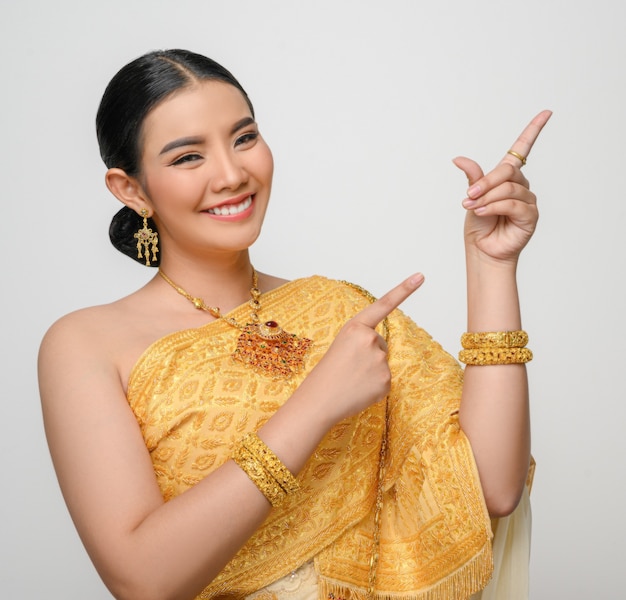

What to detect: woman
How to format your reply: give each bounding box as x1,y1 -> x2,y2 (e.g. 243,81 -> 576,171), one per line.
38,49 -> 550,600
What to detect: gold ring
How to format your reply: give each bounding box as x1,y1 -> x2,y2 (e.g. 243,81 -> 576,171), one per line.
507,150 -> 527,165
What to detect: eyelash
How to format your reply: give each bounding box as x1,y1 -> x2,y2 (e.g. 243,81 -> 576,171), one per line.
235,131 -> 258,146
169,132 -> 259,165
171,153 -> 202,166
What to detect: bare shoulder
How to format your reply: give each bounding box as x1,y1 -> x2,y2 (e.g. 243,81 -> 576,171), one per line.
40,309 -> 114,408
38,289 -> 156,397
40,300 -> 133,363
40,305 -> 113,363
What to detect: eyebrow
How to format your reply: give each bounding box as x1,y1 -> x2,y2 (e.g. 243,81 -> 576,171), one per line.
159,117 -> 257,155
159,136 -> 204,155
231,116 -> 256,134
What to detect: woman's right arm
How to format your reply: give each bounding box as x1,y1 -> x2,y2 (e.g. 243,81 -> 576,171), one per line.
40,310 -> 287,600
39,277 -> 420,600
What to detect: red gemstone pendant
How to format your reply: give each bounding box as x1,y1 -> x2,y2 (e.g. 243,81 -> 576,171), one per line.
258,320 -> 284,339
232,322 -> 312,378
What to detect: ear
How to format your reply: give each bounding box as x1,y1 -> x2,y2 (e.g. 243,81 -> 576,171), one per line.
105,168 -> 153,215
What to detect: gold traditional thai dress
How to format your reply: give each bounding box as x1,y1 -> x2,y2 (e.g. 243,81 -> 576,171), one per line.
127,276 -> 532,600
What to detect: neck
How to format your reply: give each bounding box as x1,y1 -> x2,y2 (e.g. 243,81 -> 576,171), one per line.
156,251 -> 255,314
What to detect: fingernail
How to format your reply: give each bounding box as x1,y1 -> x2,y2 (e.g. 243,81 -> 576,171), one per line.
467,184 -> 481,199
462,198 -> 477,208
409,273 -> 424,287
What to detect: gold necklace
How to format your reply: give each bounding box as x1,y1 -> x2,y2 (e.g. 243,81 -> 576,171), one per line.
158,268 -> 312,378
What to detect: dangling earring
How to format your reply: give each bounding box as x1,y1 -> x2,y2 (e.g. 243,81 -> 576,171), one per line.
134,208 -> 159,266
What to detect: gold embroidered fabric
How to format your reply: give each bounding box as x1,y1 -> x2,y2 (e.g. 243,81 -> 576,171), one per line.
127,276 -> 493,600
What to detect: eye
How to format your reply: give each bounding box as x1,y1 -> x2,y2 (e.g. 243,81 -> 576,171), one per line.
171,153 -> 202,166
234,131 -> 259,148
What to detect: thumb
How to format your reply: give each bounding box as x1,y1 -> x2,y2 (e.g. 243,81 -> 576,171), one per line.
452,156 -> 485,186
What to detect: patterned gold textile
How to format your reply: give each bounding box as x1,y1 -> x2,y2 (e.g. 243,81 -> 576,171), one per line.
127,276 -> 493,599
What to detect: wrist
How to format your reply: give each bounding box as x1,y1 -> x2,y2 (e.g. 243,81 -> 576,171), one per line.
253,376 -> 341,478
465,244 -> 519,275
465,249 -> 522,332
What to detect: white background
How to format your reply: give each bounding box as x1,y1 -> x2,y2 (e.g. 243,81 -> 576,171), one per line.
1,1 -> 624,598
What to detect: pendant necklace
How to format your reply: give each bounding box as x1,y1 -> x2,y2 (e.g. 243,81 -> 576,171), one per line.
158,268 -> 312,378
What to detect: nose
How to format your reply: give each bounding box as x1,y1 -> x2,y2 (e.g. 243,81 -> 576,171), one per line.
209,146 -> 248,192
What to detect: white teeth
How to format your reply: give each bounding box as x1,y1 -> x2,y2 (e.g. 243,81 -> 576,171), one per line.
208,196 -> 252,216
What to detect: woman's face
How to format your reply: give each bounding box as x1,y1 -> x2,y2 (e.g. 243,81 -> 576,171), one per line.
138,80 -> 274,260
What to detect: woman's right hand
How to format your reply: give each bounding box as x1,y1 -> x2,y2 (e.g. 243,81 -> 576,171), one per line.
302,273 -> 425,424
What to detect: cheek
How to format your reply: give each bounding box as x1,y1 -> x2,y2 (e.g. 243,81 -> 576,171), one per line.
255,142 -> 274,184
144,169 -> 198,207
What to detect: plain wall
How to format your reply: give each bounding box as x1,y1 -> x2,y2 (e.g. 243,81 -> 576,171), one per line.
1,1 -> 624,598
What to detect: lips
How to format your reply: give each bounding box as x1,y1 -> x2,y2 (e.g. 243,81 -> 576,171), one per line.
206,195 -> 253,216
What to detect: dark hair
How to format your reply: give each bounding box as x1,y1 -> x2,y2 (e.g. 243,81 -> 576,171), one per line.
97,49 -> 254,266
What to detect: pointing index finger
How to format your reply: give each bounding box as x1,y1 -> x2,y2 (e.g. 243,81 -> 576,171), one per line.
353,273 -> 424,329
501,110 -> 552,167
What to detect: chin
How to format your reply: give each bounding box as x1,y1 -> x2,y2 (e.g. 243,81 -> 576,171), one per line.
211,227 -> 264,254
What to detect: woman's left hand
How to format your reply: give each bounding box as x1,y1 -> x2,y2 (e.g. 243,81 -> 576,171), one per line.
453,110 -> 552,263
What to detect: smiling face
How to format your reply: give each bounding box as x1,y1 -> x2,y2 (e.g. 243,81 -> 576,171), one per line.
136,80 -> 274,263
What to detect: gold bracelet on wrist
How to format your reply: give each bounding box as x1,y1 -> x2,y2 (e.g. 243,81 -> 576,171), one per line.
232,444 -> 288,507
458,347 -> 533,365
461,330 -> 529,349
240,432 -> 300,495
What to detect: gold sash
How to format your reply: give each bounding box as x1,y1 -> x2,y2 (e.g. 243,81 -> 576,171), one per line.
127,276 -> 493,599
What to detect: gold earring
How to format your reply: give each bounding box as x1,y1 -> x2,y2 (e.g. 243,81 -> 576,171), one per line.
134,208 -> 159,266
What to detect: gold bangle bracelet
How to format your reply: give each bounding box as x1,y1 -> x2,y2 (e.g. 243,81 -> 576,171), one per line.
232,444 -> 288,507
458,347 -> 533,365
240,432 -> 300,495
461,330 -> 529,349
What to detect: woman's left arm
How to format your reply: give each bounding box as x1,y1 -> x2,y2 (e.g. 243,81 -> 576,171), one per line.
453,110 -> 552,517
